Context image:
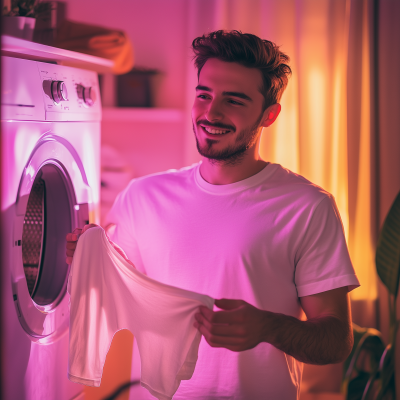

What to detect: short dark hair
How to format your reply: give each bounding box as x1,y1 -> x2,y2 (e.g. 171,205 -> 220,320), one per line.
192,30 -> 292,110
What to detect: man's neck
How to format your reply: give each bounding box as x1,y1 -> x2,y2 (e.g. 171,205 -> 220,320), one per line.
199,155 -> 268,185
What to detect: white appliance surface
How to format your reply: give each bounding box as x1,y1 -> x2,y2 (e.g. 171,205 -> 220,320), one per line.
1,56 -> 101,400
2,34 -> 114,73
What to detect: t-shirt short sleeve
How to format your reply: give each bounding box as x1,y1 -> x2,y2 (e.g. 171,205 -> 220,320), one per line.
295,195 -> 360,297
105,182 -> 147,273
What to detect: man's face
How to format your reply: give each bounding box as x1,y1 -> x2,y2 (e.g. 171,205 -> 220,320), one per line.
192,58 -> 266,164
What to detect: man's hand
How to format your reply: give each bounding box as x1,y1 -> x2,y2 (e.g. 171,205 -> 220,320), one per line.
194,299 -> 268,352
66,224 -> 98,264
65,223 -> 136,268
195,287 -> 353,365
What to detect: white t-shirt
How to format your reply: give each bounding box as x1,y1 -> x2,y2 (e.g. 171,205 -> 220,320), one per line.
107,162 -> 360,400
68,226 -> 214,400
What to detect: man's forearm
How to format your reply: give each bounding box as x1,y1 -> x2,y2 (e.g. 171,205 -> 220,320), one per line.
195,295 -> 353,364
263,311 -> 353,365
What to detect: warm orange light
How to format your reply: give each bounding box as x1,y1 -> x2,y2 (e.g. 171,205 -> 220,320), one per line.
260,0 -> 376,302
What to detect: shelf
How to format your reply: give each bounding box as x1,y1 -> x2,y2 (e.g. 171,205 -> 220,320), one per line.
102,107 -> 185,122
1,35 -> 114,73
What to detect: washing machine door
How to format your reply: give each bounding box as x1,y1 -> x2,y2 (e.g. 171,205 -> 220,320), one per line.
12,134 -> 91,343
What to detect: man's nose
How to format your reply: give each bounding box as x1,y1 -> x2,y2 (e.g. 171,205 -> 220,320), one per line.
205,100 -> 223,122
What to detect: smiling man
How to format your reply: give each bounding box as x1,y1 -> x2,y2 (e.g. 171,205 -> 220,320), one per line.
192,57 -> 280,183
67,30 -> 360,399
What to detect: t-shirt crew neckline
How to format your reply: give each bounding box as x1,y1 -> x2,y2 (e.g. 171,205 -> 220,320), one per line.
194,162 -> 275,195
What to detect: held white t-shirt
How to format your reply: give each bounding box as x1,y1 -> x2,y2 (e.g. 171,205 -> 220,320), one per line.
107,162 -> 360,400
68,226 -> 214,400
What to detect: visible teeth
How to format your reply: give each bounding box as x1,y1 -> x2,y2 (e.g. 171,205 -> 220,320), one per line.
203,126 -> 229,135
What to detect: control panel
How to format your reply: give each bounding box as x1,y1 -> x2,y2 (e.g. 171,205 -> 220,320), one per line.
38,61 -> 101,121
1,57 -> 101,122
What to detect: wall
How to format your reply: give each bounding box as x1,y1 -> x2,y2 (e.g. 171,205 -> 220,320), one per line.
66,0 -> 189,109
65,0 -> 191,219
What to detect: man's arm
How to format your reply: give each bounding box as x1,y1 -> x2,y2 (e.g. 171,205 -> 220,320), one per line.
194,286 -> 353,365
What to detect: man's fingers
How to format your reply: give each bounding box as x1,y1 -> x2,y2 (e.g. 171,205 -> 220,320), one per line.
66,248 -> 75,257
66,228 -> 83,241
195,313 -> 244,337
199,306 -> 245,325
215,298 -> 246,310
66,224 -> 99,266
195,321 -> 244,349
195,300 -> 266,353
66,233 -> 78,242
66,224 -> 98,242
82,223 -> 99,233
66,242 -> 77,250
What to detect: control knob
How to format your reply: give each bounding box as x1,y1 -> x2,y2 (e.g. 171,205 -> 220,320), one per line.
51,81 -> 68,104
77,84 -> 96,107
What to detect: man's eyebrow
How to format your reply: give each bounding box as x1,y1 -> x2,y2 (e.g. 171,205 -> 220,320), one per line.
196,85 -> 212,92
223,91 -> 253,102
195,85 -> 253,102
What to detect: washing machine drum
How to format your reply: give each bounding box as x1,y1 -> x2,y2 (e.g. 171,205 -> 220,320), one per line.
22,164 -> 80,305
12,135 -> 91,343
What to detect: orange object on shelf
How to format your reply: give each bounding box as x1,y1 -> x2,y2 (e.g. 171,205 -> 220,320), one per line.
55,20 -> 134,74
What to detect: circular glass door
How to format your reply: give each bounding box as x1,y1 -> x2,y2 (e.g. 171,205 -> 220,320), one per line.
13,134 -> 92,342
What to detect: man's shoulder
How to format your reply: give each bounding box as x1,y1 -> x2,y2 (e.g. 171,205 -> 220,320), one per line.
269,164 -> 332,205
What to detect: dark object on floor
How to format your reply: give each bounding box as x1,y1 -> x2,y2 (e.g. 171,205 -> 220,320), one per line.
342,324 -> 393,400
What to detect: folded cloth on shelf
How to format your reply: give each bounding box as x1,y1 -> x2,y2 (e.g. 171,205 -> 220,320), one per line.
67,226 -> 214,400
55,20 -> 134,74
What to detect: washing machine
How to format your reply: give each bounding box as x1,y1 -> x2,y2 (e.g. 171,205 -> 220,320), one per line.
1,55 -> 101,399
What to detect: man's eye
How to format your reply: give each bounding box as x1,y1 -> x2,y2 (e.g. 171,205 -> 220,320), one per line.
228,99 -> 243,105
197,94 -> 209,99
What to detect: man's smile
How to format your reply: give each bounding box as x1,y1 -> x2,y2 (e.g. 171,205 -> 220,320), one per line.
200,125 -> 231,135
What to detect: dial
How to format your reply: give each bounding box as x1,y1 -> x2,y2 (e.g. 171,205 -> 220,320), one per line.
83,86 -> 96,107
76,84 -> 96,107
51,81 -> 68,104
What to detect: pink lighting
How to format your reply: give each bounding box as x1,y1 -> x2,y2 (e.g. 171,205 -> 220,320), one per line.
2,0 -> 400,398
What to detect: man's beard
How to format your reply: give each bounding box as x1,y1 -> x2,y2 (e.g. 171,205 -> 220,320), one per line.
193,113 -> 264,166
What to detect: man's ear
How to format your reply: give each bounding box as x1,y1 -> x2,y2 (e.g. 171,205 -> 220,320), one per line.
261,103 -> 281,127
